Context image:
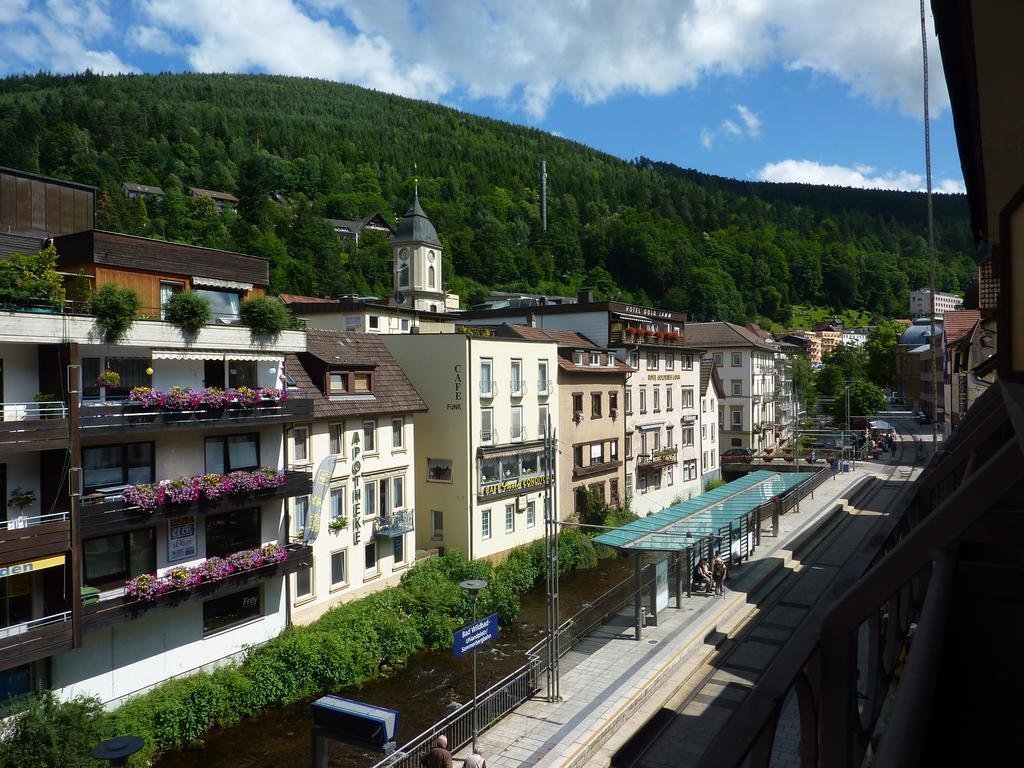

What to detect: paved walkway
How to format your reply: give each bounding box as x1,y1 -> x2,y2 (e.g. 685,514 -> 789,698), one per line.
453,464 -> 886,768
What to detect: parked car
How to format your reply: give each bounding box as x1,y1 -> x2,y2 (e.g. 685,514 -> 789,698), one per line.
721,448 -> 754,462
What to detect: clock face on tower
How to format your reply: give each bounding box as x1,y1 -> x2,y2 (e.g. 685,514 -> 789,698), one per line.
399,248 -> 409,261
427,250 -> 436,262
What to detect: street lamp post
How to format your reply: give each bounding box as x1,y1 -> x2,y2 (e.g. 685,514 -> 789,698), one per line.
92,736 -> 144,768
460,579 -> 488,752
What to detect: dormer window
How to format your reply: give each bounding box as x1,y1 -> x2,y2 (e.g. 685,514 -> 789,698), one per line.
589,352 -> 600,366
327,371 -> 373,394
574,350 -> 585,365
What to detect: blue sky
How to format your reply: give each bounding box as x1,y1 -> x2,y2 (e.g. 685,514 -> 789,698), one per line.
0,0 -> 964,192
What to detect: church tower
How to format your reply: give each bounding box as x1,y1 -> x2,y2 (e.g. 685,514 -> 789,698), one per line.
391,192 -> 445,313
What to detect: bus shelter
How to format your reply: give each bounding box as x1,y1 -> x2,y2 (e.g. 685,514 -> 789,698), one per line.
594,471 -> 818,639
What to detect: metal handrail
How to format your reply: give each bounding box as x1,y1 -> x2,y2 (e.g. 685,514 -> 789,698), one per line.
0,510 -> 70,531
479,380 -> 498,396
509,380 -> 527,397
0,401 -> 68,420
0,610 -> 72,640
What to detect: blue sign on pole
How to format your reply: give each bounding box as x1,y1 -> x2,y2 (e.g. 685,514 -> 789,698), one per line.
453,613 -> 499,658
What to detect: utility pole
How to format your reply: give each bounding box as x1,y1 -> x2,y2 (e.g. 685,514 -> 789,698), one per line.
543,412 -> 560,702
794,389 -> 800,512
920,0 -> 939,450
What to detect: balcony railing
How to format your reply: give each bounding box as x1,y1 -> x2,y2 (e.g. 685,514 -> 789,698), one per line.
0,402 -> 69,452
572,459 -> 622,479
0,517 -> 70,563
537,380 -> 553,397
480,428 -> 500,445
375,509 -> 416,538
509,380 -> 527,397
79,469 -> 313,537
479,380 -> 498,398
82,542 -> 313,633
636,448 -> 678,470
78,391 -> 312,434
0,610 -> 73,668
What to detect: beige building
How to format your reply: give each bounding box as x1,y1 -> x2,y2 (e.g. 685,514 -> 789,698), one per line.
383,332 -> 560,562
496,325 -> 629,517
285,331 -> 427,623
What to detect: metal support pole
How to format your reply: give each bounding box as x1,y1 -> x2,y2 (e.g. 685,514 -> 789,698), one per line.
471,593 -> 479,752
634,554 -> 643,641
311,727 -> 327,768
675,552 -> 683,607
685,545 -> 692,598
648,562 -> 658,626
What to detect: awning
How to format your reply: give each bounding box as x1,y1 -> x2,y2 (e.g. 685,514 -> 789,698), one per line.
869,420 -> 895,431
228,352 -> 283,362
637,422 -> 665,431
192,275 -> 253,291
152,350 -> 281,362
480,443 -> 544,459
362,467 -> 409,482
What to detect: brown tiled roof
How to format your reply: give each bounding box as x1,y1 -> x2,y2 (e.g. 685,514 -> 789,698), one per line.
286,330 -> 427,419
700,358 -> 725,398
496,323 -> 599,346
684,321 -> 779,352
189,186 -> 239,203
943,309 -> 981,344
278,293 -> 338,305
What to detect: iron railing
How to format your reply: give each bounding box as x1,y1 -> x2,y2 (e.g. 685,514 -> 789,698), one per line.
0,510 -> 69,531
0,401 -> 68,420
0,610 -> 72,640
375,510 -> 416,538
479,381 -> 498,397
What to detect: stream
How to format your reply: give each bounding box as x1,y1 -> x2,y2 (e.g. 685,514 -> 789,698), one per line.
157,556 -> 634,767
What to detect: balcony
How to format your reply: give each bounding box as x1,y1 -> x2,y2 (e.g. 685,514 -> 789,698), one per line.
509,380 -> 527,398
78,469 -> 313,537
636,448 -> 678,471
480,428 -> 500,446
0,611 -> 73,669
0,513 -> 71,563
537,380 -> 553,397
572,459 -> 622,480
479,380 -> 498,398
81,542 -> 312,633
78,391 -> 313,436
374,509 -> 416,539
0,401 -> 68,453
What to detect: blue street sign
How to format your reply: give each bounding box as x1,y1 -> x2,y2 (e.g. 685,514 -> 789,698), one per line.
453,613 -> 499,658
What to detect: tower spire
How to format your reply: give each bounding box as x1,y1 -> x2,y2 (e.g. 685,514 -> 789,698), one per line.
414,161 -> 418,199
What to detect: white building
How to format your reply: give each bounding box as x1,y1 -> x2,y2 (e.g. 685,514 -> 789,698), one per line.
279,293 -> 455,335
699,358 -> 725,485
383,333 -> 560,562
841,327 -> 871,348
910,289 -> 963,318
685,322 -> 781,454
284,331 -> 427,623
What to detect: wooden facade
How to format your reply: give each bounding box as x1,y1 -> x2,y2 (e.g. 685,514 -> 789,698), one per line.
0,168 -> 94,237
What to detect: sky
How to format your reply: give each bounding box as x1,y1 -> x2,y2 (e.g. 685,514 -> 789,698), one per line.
0,0 -> 965,193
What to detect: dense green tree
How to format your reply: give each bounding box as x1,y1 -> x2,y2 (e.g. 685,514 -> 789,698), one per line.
865,320 -> 904,390
790,354 -> 819,415
832,380 -> 886,424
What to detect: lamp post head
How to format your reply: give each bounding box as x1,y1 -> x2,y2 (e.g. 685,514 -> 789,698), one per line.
92,736 -> 144,766
459,579 -> 488,599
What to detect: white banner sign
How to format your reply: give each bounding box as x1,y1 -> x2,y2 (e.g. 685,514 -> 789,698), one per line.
168,516 -> 197,562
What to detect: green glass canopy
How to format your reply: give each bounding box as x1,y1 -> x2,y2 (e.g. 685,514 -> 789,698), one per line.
593,470 -> 818,552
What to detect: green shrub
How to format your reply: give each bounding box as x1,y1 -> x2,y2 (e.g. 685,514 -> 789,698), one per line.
164,290 -> 212,333
705,478 -> 727,492
0,245 -> 65,308
90,284 -> 141,342
0,691 -> 110,768
239,296 -> 290,336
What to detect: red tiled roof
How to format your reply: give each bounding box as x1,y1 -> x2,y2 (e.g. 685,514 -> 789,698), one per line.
278,293 -> 338,305
943,309 -> 981,344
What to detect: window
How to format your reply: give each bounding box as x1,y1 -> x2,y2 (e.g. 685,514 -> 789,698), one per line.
574,350 -> 585,366
295,564 -> 313,601
606,353 -> 615,367
83,528 -> 155,588
732,379 -> 744,396
293,496 -> 310,537
732,352 -> 742,367
207,508 -> 261,559
82,442 -> 154,491
363,420 -> 376,452
527,501 -> 536,527
401,318 -> 410,332
610,391 -> 618,414
505,504 -> 515,533
353,373 -> 371,393
666,426 -> 674,447
481,408 -> 494,443
364,542 -> 377,573
538,360 -> 549,394
629,352 -> 639,369
626,432 -> 633,459
589,351 -> 600,367
625,387 -> 633,414
392,476 -> 404,509
428,265 -> 436,288
511,406 -> 523,441
572,393 -> 583,415
610,479 -> 620,505
653,387 -> 660,412
590,442 -> 604,463
625,473 -> 633,501
331,550 -> 347,586
682,388 -> 694,409
480,359 -> 493,396
192,288 -> 241,322
330,488 -> 345,523
666,353 -> 675,370
684,460 -> 698,481
714,353 -> 723,367
328,372 -> 345,394
682,354 -> 693,370
610,440 -> 619,460
574,445 -> 584,468
205,434 -> 260,475
538,404 -> 548,438
363,482 -> 376,519
330,424 -> 344,455
392,417 -> 404,449
682,427 -> 694,446
368,315 -> 380,330
666,386 -> 673,411
667,467 -> 674,486
431,510 -> 443,539
712,423 -> 716,440
591,392 -> 602,418
481,457 -> 499,484
427,458 -> 452,483
732,438 -> 742,447
647,352 -> 659,370
293,426 -> 309,463
394,535 -> 405,563
481,508 -> 491,539
397,251 -> 410,287
159,281 -> 184,320
511,359 -> 523,395
203,587 -> 260,636
702,424 -> 707,440
731,408 -> 743,428
639,386 -> 647,413
640,431 -> 648,456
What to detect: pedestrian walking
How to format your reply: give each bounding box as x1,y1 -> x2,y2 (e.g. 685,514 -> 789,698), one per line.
421,735 -> 454,768
465,747 -> 488,768
890,439 -> 897,458
712,553 -> 727,597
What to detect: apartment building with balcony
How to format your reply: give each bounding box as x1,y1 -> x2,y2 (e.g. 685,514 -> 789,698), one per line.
284,330 -> 426,623
494,325 -> 628,518
686,322 -> 781,454
383,332 -> 558,562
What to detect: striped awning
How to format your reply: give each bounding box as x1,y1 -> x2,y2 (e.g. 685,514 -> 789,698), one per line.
152,350 -> 281,362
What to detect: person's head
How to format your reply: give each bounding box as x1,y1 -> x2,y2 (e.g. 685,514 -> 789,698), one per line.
436,735 -> 448,749
473,747 -> 484,756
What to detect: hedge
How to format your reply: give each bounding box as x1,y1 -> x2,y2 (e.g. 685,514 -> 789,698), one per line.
0,534 -> 605,767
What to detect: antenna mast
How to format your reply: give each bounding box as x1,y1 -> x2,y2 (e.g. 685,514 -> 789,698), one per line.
541,160 -> 548,232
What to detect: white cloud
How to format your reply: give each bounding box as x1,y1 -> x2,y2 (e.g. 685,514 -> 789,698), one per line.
127,24 -> 180,55
721,119 -> 742,136
756,159 -> 965,193
701,129 -> 715,150
735,104 -> 761,137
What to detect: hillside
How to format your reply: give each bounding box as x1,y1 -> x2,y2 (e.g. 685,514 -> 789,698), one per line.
0,71 -> 976,323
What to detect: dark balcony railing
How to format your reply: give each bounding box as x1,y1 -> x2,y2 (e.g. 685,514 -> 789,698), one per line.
79,469 -> 313,537
0,610 -> 73,669
78,392 -> 312,435
374,509 -> 416,538
82,542 -> 313,633
636,450 -> 678,470
0,402 -> 68,452
572,459 -> 622,479
0,516 -> 70,563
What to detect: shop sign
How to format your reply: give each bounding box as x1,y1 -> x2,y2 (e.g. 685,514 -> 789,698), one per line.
351,431 -> 362,544
305,454 -> 339,544
0,554 -> 65,579
480,474 -> 551,497
650,374 -> 681,381
168,516 -> 197,562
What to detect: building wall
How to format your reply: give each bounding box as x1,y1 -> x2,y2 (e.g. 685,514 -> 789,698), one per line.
699,387 -> 720,484
289,414 -> 415,625
0,342 -> 40,418
711,347 -> 778,453
461,311 -> 611,347
557,369 -> 626,516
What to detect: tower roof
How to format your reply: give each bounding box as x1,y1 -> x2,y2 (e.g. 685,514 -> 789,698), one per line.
394,191 -> 441,247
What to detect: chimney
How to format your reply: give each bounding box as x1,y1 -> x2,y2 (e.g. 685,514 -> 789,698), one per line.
577,288 -> 594,304
526,313 -> 537,328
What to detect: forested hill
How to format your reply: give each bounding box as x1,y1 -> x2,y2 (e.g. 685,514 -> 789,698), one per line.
0,72 -> 975,324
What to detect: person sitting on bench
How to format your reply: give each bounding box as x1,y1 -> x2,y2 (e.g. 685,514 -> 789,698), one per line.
694,557 -> 713,594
